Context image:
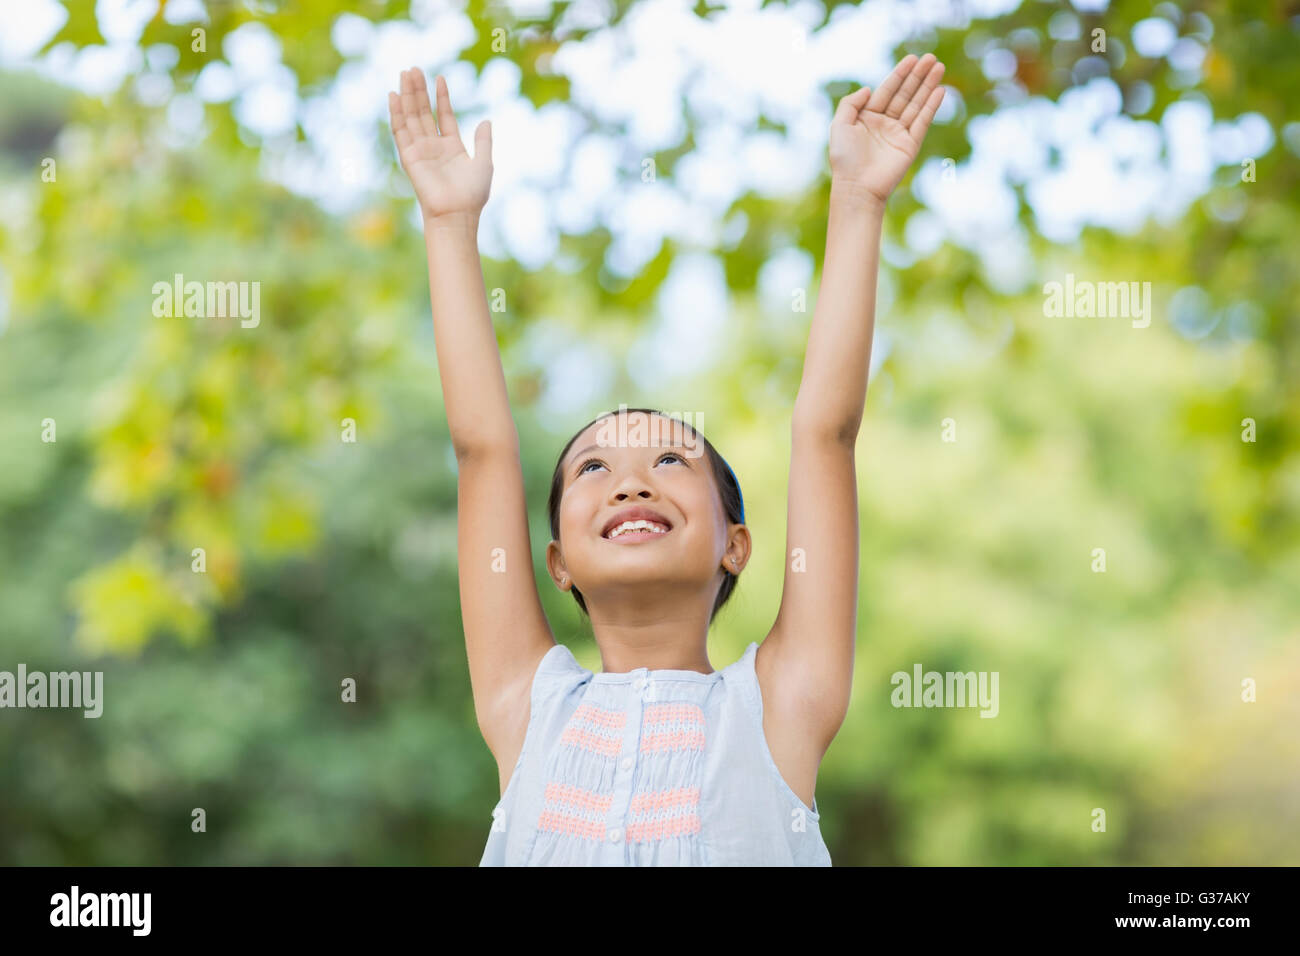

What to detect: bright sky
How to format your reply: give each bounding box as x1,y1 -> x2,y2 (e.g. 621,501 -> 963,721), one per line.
1,0 -> 1289,420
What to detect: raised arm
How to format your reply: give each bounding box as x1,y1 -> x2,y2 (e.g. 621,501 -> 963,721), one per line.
388,69 -> 555,790
759,55 -> 947,775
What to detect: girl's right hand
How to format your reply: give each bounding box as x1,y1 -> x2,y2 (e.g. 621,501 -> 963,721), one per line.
388,67 -> 493,223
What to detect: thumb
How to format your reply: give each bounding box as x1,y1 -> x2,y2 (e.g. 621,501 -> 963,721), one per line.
474,119 -> 493,167
833,86 -> 871,125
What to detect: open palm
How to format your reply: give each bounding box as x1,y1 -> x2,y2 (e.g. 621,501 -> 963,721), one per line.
387,67 -> 493,221
829,53 -> 946,204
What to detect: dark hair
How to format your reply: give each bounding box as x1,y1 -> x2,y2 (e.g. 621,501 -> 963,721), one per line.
547,407 -> 746,625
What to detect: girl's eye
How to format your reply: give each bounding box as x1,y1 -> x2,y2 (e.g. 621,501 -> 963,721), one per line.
577,453 -> 683,476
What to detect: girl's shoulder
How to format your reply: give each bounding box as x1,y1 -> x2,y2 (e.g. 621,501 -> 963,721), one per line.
529,641 -> 592,704
717,641 -> 762,700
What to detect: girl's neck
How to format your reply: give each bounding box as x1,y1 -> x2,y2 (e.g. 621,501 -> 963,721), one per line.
591,630 -> 714,676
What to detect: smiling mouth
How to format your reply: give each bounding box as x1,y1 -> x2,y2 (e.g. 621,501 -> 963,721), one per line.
603,519 -> 672,542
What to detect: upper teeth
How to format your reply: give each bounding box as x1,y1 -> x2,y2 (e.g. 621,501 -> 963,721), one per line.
607,519 -> 669,538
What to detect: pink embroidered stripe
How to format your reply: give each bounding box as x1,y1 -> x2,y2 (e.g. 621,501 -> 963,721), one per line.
626,814 -> 702,842
561,725 -> 623,757
571,703 -> 627,730
629,786 -> 700,814
642,703 -> 705,728
558,703 -> 626,757
543,783 -> 614,815
537,810 -> 606,841
640,729 -> 706,753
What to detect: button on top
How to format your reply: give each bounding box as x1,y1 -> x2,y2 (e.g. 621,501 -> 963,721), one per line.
619,756 -> 633,772
632,675 -> 646,691
607,827 -> 622,843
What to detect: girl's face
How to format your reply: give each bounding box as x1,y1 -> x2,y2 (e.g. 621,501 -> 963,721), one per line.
547,412 -> 745,609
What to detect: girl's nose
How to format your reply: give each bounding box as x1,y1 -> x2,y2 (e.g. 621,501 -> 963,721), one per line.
612,488 -> 655,503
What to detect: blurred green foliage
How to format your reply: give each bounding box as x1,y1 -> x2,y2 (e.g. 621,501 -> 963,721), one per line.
0,0 -> 1296,864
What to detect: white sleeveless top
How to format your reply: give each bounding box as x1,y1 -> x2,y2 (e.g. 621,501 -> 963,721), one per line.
480,641 -> 832,866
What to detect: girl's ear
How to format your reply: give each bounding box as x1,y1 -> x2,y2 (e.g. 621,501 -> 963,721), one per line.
545,539 -> 569,590
723,525 -> 752,575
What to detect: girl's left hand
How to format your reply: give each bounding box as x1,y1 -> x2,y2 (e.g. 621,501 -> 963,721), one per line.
829,53 -> 946,206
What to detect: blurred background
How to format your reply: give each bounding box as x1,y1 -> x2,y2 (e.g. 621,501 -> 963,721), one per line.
0,0 -> 1297,865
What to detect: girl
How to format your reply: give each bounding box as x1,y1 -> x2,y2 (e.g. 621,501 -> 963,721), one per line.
387,54 -> 947,865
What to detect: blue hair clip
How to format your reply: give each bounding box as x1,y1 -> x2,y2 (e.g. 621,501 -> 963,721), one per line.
723,459 -> 745,524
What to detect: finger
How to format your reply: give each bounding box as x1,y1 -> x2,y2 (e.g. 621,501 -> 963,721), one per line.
474,118 -> 492,167
907,84 -> 946,141
410,69 -> 439,139
400,68 -> 423,141
433,74 -> 462,142
898,60 -> 945,129
388,90 -> 403,136
866,54 -> 916,114
885,53 -> 935,119
833,85 -> 872,125
388,91 -> 413,151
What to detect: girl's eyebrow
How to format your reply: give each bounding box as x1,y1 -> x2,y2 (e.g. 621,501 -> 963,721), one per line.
567,441 -> 691,469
